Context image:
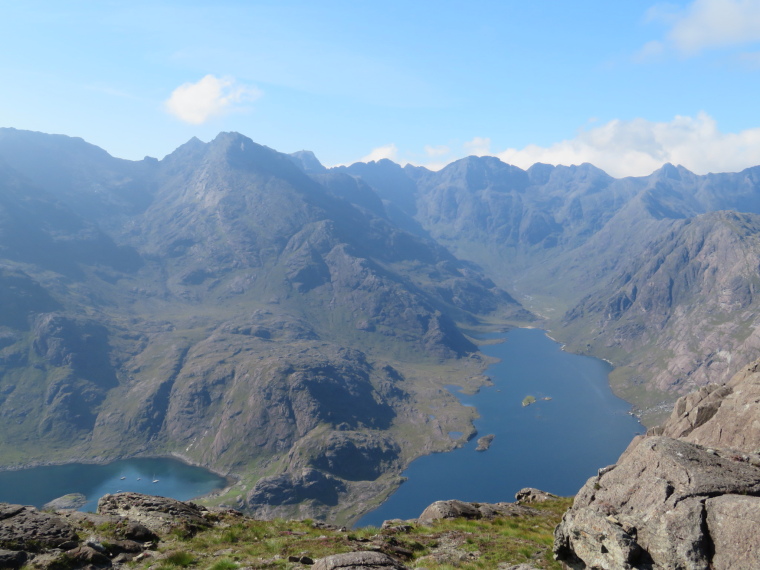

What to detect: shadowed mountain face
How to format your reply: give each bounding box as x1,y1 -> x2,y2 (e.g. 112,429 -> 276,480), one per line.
0,129 -> 526,521
340,156 -> 760,423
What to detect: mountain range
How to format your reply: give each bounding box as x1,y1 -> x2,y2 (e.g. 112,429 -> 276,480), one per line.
3,127 -> 760,521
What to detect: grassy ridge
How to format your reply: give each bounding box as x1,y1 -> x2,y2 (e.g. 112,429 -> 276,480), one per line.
124,497 -> 573,570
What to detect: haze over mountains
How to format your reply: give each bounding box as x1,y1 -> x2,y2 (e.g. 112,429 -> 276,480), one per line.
3,127 -> 760,521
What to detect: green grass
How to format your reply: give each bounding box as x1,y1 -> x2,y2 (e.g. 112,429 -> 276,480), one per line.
125,497 -> 573,570
163,551 -> 196,567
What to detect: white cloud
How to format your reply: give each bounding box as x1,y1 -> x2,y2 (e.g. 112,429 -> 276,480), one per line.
464,136 -> 492,156
496,112 -> 760,177
358,143 -> 398,163
425,144 -> 450,157
647,0 -> 760,55
165,75 -> 261,124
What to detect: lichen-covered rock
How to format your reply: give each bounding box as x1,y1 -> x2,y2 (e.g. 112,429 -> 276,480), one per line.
554,437 -> 760,569
312,550 -> 407,569
60,511 -> 158,542
63,545 -> 112,567
0,503 -> 78,551
42,493 -> 87,511
418,499 -> 539,523
514,488 -> 557,504
706,494 -> 760,569
418,500 -> 480,522
96,493 -> 210,535
0,549 -> 27,569
556,358 -> 760,569
659,359 -> 760,453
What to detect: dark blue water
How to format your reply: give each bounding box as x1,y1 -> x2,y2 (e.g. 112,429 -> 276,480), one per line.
0,457 -> 227,512
357,328 -> 643,526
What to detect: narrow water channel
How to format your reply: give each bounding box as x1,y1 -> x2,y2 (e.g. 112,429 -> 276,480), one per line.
356,328 -> 644,526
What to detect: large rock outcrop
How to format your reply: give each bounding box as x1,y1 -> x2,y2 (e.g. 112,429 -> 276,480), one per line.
97,492 -> 211,535
0,504 -> 79,551
554,360 -> 760,569
417,499 -> 539,523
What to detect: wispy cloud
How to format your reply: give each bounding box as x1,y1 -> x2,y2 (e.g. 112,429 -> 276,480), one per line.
165,75 -> 261,124
344,116 -> 760,177
425,144 -> 450,157
496,112 -> 760,177
358,143 -> 398,163
463,136 -> 492,156
633,40 -> 665,63
645,0 -> 760,55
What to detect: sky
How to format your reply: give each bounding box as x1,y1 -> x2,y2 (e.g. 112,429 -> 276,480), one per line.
3,0 -> 760,177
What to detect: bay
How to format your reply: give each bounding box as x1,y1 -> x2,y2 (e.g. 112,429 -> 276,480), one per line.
357,328 -> 644,526
0,457 -> 227,512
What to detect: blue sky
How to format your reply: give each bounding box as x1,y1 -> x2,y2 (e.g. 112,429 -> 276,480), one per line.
3,0 -> 760,176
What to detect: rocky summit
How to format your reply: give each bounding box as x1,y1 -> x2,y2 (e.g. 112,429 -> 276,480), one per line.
554,359 -> 760,569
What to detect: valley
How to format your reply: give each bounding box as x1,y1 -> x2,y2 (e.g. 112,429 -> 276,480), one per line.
3,127 -> 760,522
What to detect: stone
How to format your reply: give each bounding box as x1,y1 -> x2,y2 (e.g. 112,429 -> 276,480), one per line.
64,545 -> 112,567
418,500 -> 480,522
418,500 -> 540,523
514,488 -> 557,504
706,494 -> 760,569
60,511 -> 158,542
0,549 -> 27,569
656,360 -> 760,454
0,503 -> 79,550
312,551 -> 406,569
554,437 -> 760,569
42,493 -> 87,511
97,492 -> 210,535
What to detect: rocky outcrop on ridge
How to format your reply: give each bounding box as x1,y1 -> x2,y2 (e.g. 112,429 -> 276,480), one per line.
554,359 -> 760,569
0,503 -> 79,551
0,493 -> 223,568
417,499 -> 540,523
0,491 -> 567,569
514,488 -> 558,504
649,357 -> 760,451
96,492 -> 211,535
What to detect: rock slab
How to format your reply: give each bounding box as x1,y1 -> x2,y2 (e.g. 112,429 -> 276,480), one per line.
418,499 -> 539,523
554,437 -> 760,569
0,503 -> 78,550
312,551 -> 407,569
97,492 -> 211,535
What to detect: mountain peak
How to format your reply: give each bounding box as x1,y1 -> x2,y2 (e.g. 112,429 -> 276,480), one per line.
289,150 -> 327,174
654,162 -> 694,181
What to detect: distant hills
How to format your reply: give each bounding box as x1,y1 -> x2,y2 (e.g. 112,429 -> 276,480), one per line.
3,127 -> 760,520
335,155 -> 760,424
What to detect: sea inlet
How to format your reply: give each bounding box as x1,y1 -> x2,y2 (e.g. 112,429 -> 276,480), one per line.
0,457 -> 227,512
357,327 -> 644,526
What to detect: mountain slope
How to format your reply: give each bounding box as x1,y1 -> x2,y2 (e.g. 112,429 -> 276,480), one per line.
0,130 -> 527,522
338,157 -> 760,423
560,210 -> 760,415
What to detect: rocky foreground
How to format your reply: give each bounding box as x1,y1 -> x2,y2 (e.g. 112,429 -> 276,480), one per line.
554,358 -> 760,569
0,489 -> 569,569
